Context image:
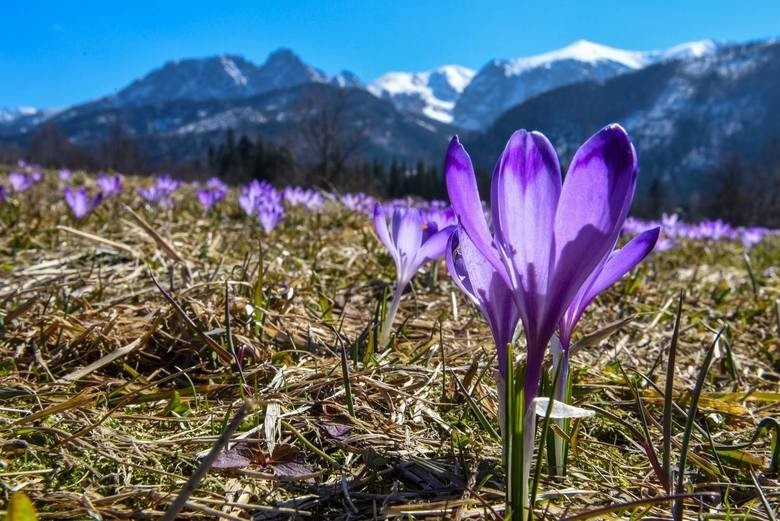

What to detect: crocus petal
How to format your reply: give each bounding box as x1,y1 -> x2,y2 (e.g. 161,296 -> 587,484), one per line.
417,225 -> 455,264
444,136 -> 503,272
373,204 -> 399,266
549,124 -> 638,331
558,226 -> 658,346
445,231 -> 478,305
392,208 -> 423,283
577,226 -> 660,321
491,130 -> 561,339
64,187 -> 75,207
446,228 -> 519,376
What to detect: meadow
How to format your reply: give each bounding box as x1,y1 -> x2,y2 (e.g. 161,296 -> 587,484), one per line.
0,166 -> 778,520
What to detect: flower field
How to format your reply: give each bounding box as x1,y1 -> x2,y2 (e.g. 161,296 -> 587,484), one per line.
1,160 -> 778,520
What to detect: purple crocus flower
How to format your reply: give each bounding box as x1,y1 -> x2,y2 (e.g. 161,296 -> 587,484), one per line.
446,124 -> 642,516
239,180 -> 285,232
8,172 -> 35,192
739,227 -> 765,249
196,177 -> 228,212
257,200 -> 285,233
341,192 -> 375,214
197,187 -> 226,211
238,180 -> 271,217
197,189 -> 223,211
655,236 -> 676,252
155,174 -> 181,194
58,169 -> 73,181
283,186 -> 324,210
96,174 -> 123,198
422,205 -> 457,232
64,186 -> 102,220
448,125 -> 639,403
373,204 -> 454,344
206,177 -> 228,193
137,175 -> 180,208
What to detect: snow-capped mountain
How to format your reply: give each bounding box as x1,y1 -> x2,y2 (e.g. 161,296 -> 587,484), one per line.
106,49 -> 352,107
368,66 -> 475,123
1,106 -> 40,123
0,106 -> 61,135
471,39 -> 780,207
453,39 -> 719,129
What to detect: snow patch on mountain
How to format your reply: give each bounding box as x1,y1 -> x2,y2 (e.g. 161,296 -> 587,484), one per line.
503,40 -> 649,74
174,107 -> 270,135
220,55 -> 248,86
653,39 -> 719,62
1,106 -> 37,123
368,65 -> 475,123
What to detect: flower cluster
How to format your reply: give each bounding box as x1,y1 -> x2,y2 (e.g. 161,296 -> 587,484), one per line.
239,180 -> 285,233
623,214 -> 775,250
8,164 -> 43,192
96,173 -> 124,198
339,192 -> 376,214
197,177 -> 229,212
373,203 -> 454,344
64,186 -> 103,220
283,186 -> 324,210
137,175 -> 181,208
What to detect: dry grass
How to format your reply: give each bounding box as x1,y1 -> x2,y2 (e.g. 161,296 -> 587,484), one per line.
0,171 -> 778,520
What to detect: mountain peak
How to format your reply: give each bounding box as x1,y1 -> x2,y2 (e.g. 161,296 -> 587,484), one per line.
331,70 -> 363,88
367,64 -> 475,123
265,47 -> 302,64
258,48 -> 327,86
652,39 -> 719,61
504,40 -> 648,74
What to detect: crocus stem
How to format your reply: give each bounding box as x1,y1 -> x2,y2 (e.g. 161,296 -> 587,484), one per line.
378,281 -> 405,346
551,350 -> 570,476
505,356 -> 538,521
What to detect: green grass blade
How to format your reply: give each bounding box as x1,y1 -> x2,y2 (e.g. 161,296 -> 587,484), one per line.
339,337 -> 355,417
621,363 -> 666,490
663,290 -> 683,492
451,369 -> 500,440
673,327 -> 723,521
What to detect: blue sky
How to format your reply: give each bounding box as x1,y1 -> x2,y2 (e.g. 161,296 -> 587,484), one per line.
1,0 -> 778,108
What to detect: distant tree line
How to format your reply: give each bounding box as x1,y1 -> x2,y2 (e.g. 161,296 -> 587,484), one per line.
0,123 -> 148,174
636,140 -> 780,227
206,130 -> 446,199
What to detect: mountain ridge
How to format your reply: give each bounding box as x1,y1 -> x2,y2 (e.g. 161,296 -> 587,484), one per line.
469,39 -> 780,209
3,38 -> 721,129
